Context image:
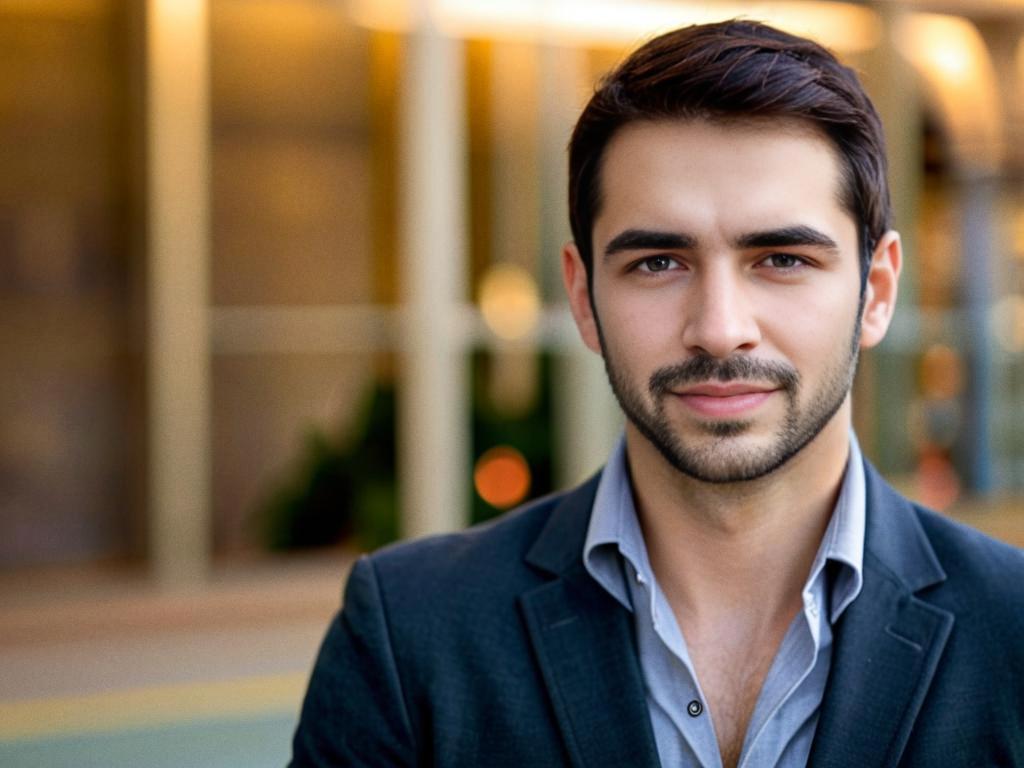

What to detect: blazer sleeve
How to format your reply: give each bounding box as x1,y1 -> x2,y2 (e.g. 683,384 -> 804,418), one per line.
290,556 -> 417,767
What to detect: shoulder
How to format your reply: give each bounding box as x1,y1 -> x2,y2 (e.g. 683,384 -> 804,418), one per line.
368,488 -> 567,583
292,488 -> 589,766
904,505 -> 1024,751
347,478 -> 596,623
863,459 -> 1024,610
329,481 -> 595,701
912,504 -> 1024,635
915,504 -> 1024,589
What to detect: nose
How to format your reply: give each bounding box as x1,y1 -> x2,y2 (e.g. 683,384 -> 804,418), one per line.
680,264 -> 761,358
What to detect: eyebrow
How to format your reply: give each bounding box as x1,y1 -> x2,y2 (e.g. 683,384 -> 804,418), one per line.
735,225 -> 840,253
603,229 -> 696,259
602,225 -> 839,260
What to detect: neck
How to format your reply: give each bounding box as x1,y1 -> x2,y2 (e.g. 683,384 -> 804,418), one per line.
625,404 -> 852,622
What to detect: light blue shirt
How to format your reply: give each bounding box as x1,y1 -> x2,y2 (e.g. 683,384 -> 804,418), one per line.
583,434 -> 866,768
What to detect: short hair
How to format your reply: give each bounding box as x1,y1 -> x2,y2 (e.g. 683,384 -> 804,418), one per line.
568,19 -> 891,283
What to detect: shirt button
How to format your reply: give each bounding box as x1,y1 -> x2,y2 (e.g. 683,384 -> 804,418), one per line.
805,596 -> 819,618
687,700 -> 703,717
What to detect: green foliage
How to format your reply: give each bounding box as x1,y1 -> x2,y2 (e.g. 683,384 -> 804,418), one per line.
470,352 -> 555,525
259,351 -> 558,551
261,430 -> 354,550
260,383 -> 398,552
348,384 -> 400,550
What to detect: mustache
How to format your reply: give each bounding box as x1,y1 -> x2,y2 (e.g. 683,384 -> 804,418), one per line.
649,355 -> 799,395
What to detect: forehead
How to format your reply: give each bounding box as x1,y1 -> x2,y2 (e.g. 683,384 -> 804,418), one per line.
594,118 -> 854,246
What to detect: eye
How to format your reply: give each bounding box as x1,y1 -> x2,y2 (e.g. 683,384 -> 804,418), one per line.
761,253 -> 806,270
636,255 -> 680,273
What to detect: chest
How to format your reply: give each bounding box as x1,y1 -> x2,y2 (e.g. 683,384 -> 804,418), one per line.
683,613 -> 799,767
690,637 -> 774,765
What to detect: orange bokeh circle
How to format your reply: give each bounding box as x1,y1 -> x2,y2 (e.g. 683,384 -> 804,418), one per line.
474,446 -> 531,509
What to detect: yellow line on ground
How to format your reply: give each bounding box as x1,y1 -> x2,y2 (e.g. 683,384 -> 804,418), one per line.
0,672 -> 309,741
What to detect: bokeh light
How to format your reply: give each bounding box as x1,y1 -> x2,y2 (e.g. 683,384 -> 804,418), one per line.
474,445 -> 531,509
915,449 -> 962,511
479,263 -> 541,341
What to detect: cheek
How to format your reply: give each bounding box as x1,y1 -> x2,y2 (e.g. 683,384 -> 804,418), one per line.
598,291 -> 686,368
763,292 -> 858,366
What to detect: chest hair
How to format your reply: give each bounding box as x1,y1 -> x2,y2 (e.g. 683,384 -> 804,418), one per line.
686,617 -> 793,768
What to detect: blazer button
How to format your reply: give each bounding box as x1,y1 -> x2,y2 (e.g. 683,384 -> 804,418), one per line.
687,700 -> 703,717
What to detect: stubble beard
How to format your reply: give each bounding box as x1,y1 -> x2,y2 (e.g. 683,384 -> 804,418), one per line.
597,316 -> 862,485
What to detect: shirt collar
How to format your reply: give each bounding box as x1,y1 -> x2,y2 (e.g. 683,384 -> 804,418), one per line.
815,430 -> 866,622
583,436 -> 644,610
583,431 -> 866,622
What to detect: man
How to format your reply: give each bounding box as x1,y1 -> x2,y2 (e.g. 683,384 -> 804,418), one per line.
292,20 -> 1024,768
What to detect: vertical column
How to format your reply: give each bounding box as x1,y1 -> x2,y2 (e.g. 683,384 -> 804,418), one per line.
960,173 -> 996,493
397,13 -> 469,538
145,0 -> 211,584
970,20 -> 1020,493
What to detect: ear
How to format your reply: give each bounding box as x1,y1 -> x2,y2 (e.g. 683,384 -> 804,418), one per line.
859,230 -> 902,349
561,242 -> 603,355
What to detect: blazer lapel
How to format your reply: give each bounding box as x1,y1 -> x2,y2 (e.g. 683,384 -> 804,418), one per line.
809,462 -> 954,768
519,479 -> 661,768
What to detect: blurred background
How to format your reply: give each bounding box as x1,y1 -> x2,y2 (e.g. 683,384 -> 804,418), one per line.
1,0 -> 1023,765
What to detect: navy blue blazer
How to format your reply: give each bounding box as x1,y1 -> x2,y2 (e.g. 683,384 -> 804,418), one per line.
291,460 -> 1024,767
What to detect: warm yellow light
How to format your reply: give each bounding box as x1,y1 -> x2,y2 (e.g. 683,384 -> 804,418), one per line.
349,0 -> 880,53
897,13 -> 1003,171
479,263 -> 541,341
899,13 -> 985,85
0,0 -> 105,17
932,45 -> 971,79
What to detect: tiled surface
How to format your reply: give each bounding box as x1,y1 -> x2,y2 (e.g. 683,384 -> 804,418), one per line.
0,712 -> 297,768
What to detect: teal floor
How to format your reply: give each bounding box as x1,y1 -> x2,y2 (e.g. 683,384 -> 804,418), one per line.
0,712 -> 298,768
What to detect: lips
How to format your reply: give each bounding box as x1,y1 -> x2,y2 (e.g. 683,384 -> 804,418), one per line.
673,383 -> 778,417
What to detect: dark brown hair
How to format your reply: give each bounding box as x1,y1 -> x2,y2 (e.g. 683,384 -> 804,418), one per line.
568,19 -> 890,282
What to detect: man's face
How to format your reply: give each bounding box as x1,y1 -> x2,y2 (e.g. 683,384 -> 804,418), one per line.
565,118 -> 891,484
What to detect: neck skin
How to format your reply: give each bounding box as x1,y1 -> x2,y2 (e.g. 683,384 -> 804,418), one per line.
625,399 -> 853,627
